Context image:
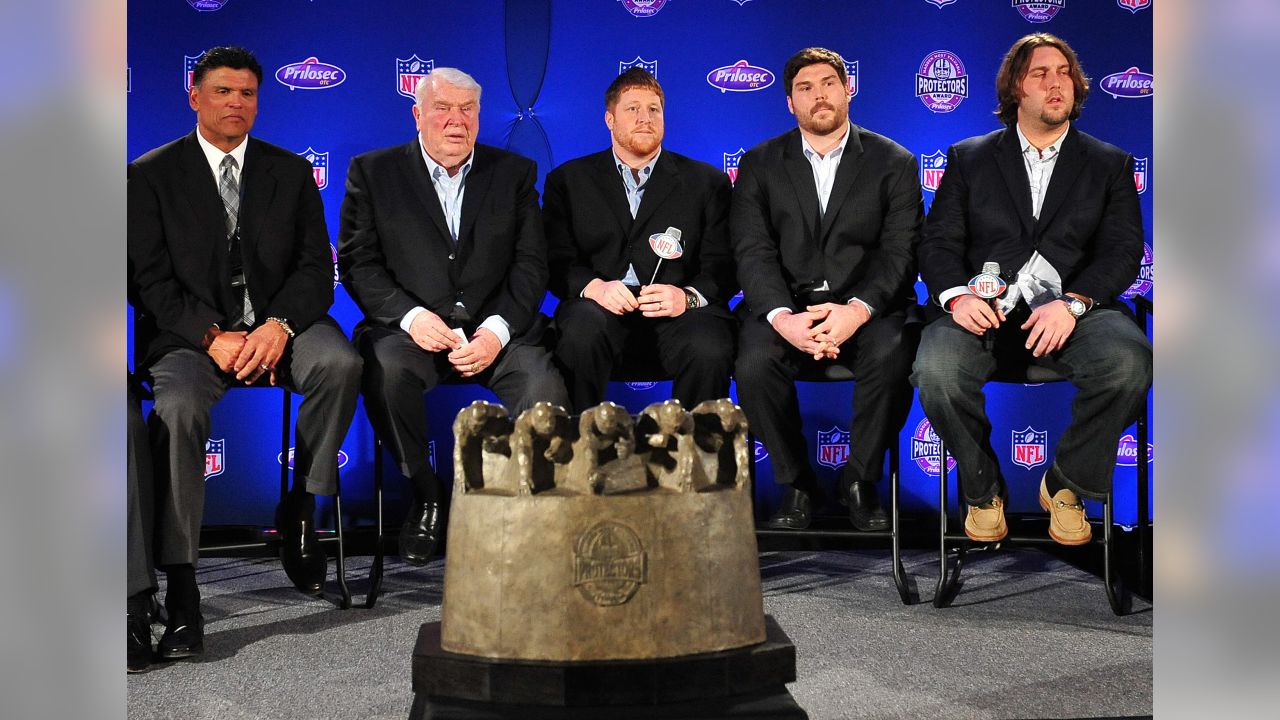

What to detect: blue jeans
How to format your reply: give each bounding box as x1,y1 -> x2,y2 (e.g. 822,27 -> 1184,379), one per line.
911,307 -> 1151,504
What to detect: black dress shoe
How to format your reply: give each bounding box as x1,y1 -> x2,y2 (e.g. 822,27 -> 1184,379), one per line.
276,493 -> 327,596
846,481 -> 889,532
127,607 -> 153,673
764,487 -> 812,530
399,502 -> 442,565
156,613 -> 204,660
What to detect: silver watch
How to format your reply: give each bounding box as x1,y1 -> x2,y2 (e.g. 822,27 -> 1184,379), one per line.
1060,296 -> 1087,319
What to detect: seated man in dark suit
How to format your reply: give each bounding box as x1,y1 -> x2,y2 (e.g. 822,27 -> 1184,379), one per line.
732,48 -> 922,531
339,68 -> 568,565
128,47 -> 362,659
912,33 -> 1152,545
544,68 -> 736,412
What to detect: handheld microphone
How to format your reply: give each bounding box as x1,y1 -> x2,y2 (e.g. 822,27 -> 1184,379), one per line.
967,262 -> 1007,352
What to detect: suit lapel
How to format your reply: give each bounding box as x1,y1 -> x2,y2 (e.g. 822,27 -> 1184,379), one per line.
783,131 -> 821,241
1034,126 -> 1084,232
818,125 -> 863,243
592,152 -> 634,237
994,127 -> 1035,237
457,148 -> 493,251
238,139 -> 276,255
177,132 -> 225,252
631,151 -> 680,237
399,142 -> 453,246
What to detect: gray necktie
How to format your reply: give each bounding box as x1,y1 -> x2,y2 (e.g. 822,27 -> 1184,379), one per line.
220,155 -> 254,327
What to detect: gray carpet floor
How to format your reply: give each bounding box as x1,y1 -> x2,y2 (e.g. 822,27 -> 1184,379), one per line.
126,549 -> 1151,720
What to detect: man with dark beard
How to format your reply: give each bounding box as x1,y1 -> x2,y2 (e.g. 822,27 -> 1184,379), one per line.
732,48 -> 922,530
912,34 -> 1151,546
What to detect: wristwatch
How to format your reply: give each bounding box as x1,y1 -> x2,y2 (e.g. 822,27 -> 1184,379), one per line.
1059,296 -> 1087,319
683,288 -> 699,311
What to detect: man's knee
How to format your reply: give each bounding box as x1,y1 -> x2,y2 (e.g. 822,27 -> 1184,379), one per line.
554,300 -> 612,353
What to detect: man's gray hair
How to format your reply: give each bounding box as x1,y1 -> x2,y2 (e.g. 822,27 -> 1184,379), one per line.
415,67 -> 483,106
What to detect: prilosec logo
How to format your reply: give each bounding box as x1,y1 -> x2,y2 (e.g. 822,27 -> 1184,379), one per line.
1100,67 -> 1153,98
1121,243 -> 1153,299
205,439 -> 225,479
1117,0 -> 1150,13
723,148 -> 745,185
330,243 -> 341,287
753,440 -> 768,463
1013,1 -> 1066,24
1116,434 -> 1153,466
187,0 -> 229,11
926,0 -> 958,7
910,419 -> 956,476
920,150 -> 947,192
620,56 -> 658,77
299,147 -> 328,190
707,60 -> 774,93
916,50 -> 968,113
279,448 -> 350,470
396,55 -> 433,100
276,57 -> 347,91
619,0 -> 670,18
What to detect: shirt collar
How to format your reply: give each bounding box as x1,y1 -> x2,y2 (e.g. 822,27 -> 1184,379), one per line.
614,148 -> 661,181
1015,122 -> 1069,158
801,122 -> 851,161
419,137 -> 473,182
195,129 -> 248,176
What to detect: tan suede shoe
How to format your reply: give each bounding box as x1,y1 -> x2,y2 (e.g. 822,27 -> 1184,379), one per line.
965,496 -> 1008,542
1039,475 -> 1093,545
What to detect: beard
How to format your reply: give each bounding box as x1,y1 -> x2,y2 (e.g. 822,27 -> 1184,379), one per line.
1039,104 -> 1071,127
616,126 -> 662,157
797,102 -> 848,136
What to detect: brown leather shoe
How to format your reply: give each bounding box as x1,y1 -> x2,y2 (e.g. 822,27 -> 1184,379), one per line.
964,496 -> 1007,542
1039,475 -> 1092,545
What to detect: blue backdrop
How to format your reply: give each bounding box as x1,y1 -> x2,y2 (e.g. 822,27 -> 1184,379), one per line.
127,0 -> 1154,529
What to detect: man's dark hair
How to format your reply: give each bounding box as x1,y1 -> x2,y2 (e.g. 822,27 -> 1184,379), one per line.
192,46 -> 263,87
994,33 -> 1090,126
605,67 -> 664,110
783,47 -> 847,98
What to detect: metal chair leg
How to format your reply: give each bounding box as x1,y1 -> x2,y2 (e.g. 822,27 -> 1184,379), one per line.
889,442 -> 913,605
1103,493 -> 1130,615
934,438 -> 962,608
365,437 -> 386,609
333,475 -> 351,610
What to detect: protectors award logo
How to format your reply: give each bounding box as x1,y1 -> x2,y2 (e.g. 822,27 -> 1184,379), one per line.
816,426 -> 851,469
276,57 -> 347,91
926,0 -> 959,7
1121,243 -> 1153,299
707,60 -> 775,93
1133,156 -> 1149,194
619,0 -> 670,18
619,56 -> 658,78
184,52 -> 205,92
205,439 -> 225,479
1116,434 -> 1153,466
1117,0 -> 1150,13
574,521 -> 647,606
753,440 -> 768,463
396,55 -> 433,100
1013,1 -> 1066,24
1100,67 -> 1153,98
911,419 -> 956,476
299,147 -> 328,190
920,150 -> 947,193
845,60 -> 859,97
279,448 -> 351,470
916,51 -> 968,113
723,148 -> 745,185
1011,427 -> 1048,470
187,0 -> 229,11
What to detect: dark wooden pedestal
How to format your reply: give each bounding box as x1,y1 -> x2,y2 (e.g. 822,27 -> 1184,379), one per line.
410,615 -> 805,719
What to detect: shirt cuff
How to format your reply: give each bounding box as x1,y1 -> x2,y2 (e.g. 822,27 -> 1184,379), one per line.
846,297 -> 874,316
938,287 -> 972,313
400,306 -> 428,333
683,286 -> 707,308
478,315 -> 511,349
766,307 -> 792,325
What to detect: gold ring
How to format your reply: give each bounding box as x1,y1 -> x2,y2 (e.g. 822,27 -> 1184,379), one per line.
471,362 -> 479,372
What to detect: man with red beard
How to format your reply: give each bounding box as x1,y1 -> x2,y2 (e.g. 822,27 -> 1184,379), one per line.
545,68 -> 737,412
732,48 -> 922,531
913,34 -> 1150,546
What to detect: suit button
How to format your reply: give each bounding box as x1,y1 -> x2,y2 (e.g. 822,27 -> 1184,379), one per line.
448,253 -> 456,261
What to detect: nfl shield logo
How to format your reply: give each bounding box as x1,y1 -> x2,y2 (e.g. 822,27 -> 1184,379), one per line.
184,53 -> 205,92
845,60 -> 859,97
1011,427 -> 1048,470
204,439 -> 225,479
920,150 -> 947,192
396,55 -> 434,100
723,148 -> 745,185
1133,157 -> 1148,194
1117,0 -> 1150,13
816,426 -> 851,469
300,147 -> 328,190
619,56 -> 658,77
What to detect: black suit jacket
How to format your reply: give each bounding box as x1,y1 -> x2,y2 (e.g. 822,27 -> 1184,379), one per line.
731,125 -> 922,319
338,142 -> 548,338
919,125 -> 1143,314
128,131 -> 333,368
543,149 -> 736,306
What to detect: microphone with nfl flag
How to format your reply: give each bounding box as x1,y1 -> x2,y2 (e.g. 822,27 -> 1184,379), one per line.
647,226 -> 683,285
968,262 -> 1007,352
